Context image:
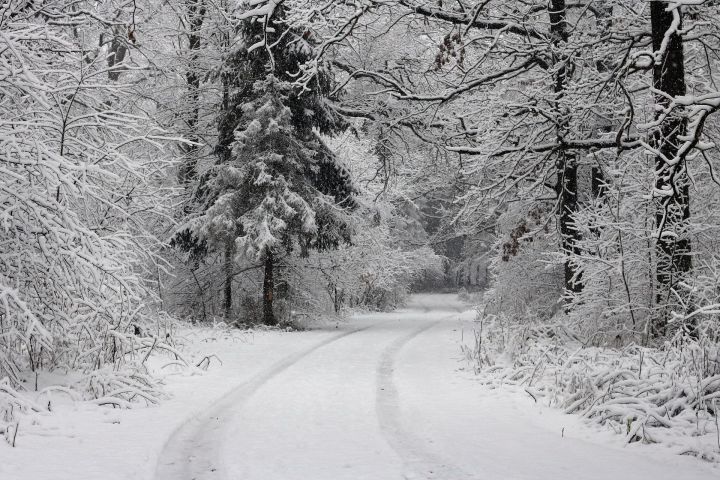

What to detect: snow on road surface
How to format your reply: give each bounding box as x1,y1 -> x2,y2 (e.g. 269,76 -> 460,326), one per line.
3,294 -> 718,479
158,294 -> 716,480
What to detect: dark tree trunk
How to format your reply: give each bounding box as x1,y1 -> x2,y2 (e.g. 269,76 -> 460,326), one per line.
334,285 -> 340,314
223,239 -> 234,319
558,157 -> 581,293
107,26 -> 128,81
590,2 -> 615,202
650,2 -> 691,336
591,167 -> 606,199
549,0 -> 582,294
263,248 -> 277,326
178,0 -> 206,185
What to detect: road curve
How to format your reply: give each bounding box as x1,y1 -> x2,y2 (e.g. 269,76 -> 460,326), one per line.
154,295 -> 469,480
154,294 -> 717,480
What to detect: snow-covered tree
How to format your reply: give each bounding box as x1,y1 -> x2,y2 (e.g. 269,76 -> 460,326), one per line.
179,1 -> 354,325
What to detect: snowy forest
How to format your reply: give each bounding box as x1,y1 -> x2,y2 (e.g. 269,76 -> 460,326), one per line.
2,0 -> 720,478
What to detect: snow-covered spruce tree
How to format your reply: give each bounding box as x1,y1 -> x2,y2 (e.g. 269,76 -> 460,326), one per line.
181,3 -> 354,325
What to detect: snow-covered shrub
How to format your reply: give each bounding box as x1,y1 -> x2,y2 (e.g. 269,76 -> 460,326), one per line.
0,378 -> 44,445
0,0 -> 178,432
467,311 -> 720,460
561,132 -> 720,344
560,152 -> 657,343
283,200 -> 444,316
483,204 -> 564,322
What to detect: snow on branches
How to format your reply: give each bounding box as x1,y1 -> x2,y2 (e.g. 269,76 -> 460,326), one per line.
0,0 -> 181,433
199,78 -> 323,259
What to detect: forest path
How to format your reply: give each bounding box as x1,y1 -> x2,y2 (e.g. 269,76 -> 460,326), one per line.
154,294 -> 716,480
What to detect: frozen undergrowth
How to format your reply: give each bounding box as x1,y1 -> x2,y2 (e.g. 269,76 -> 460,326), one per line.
0,321 -> 256,445
463,311 -> 720,462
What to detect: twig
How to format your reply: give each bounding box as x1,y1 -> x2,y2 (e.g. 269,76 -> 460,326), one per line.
11,422 -> 19,447
525,388 -> 538,403
196,354 -> 222,370
715,399 -> 720,453
141,337 -> 158,364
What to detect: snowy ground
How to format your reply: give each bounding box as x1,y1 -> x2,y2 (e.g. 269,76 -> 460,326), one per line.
2,294 -> 718,479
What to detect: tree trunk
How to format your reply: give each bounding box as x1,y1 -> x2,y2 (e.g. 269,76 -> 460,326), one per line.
590,3 -> 615,202
334,284 -> 340,314
549,0 -> 582,294
223,239 -> 234,319
650,1 -> 691,336
558,156 -> 581,293
263,248 -> 277,326
178,0 -> 206,185
107,26 -> 128,82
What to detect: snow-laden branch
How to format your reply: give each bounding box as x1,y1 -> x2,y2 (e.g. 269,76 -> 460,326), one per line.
448,136 -> 642,157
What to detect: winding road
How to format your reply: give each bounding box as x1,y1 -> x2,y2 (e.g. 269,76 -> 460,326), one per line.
154,294 -> 716,480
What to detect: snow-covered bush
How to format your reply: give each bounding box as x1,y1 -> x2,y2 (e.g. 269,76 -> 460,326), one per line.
483,204 -> 565,322
558,152 -> 658,343
275,199 -> 444,318
466,310 -> 720,460
0,0 -> 178,434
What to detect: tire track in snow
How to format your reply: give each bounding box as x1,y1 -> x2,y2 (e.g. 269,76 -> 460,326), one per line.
154,324 -> 373,480
376,316 -> 475,480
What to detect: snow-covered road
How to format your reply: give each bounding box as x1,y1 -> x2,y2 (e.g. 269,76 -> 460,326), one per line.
154,294 -> 716,480
3,294 -> 716,479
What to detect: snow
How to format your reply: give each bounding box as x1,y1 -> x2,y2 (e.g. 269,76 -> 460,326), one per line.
2,294 -> 718,479
394,305 -> 718,480
0,328 -> 339,479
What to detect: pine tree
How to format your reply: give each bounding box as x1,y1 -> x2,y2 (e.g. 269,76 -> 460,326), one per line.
178,3 -> 354,325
